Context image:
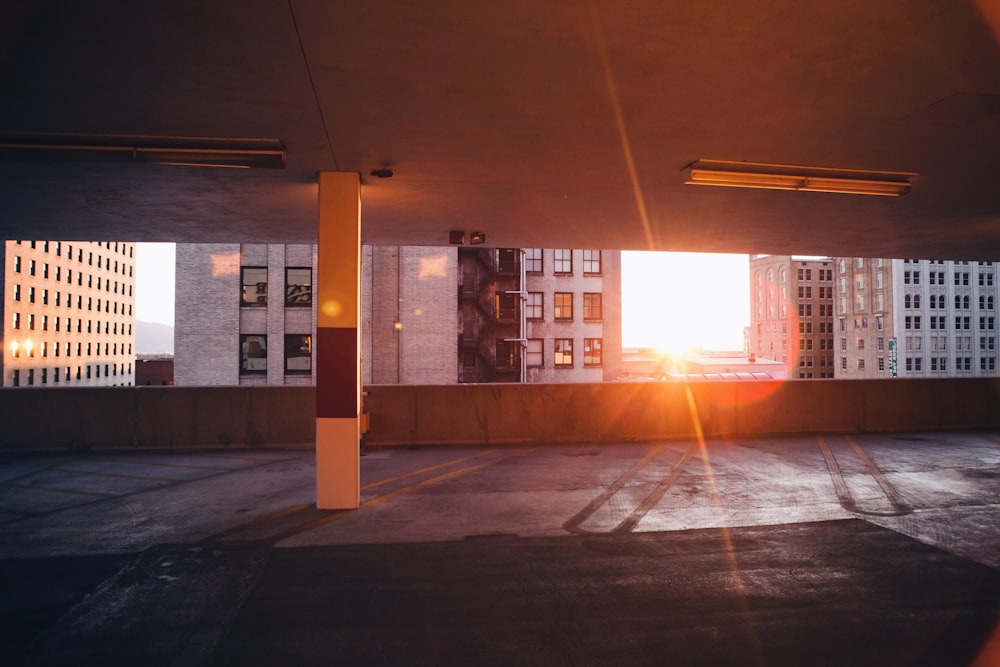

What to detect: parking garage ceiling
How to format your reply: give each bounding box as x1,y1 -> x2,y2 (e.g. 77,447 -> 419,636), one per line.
1,0 -> 999,259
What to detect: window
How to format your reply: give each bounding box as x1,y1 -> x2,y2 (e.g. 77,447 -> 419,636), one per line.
526,339 -> 543,367
496,248 -> 519,274
878,357 -> 885,372
554,292 -> 573,320
525,292 -> 543,320
285,268 -> 312,306
554,338 -> 573,366
524,248 -> 543,273
841,357 -> 847,370
857,358 -> 865,370
857,338 -> 865,350
583,293 -> 602,321
554,249 -> 572,274
494,293 -> 517,321
240,334 -> 267,374
284,334 -> 312,374
496,339 -> 520,369
241,267 -> 268,306
582,250 -> 602,275
584,338 -> 603,366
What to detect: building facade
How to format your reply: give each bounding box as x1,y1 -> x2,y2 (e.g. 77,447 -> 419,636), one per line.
890,259 -> 998,377
750,255 -> 998,379
747,255 -> 835,378
175,244 -> 621,386
2,240 -> 137,388
831,256 -> 894,379
456,247 -> 621,383
174,243 -> 318,386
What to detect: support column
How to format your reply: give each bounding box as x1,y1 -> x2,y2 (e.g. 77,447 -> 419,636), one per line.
316,171 -> 361,509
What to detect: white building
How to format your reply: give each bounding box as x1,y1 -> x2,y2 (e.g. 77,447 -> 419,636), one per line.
889,259 -> 997,377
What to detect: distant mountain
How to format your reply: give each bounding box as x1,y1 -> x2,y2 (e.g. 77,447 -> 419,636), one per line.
136,320 -> 174,354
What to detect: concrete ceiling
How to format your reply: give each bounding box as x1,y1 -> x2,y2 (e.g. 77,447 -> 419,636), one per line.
1,0 -> 999,259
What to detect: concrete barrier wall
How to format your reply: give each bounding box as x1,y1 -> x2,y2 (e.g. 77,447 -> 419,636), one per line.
0,386 -> 316,451
0,379 -> 997,451
363,378 -> 1000,445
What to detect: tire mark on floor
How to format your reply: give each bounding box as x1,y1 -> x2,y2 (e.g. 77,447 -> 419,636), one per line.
817,435 -> 910,516
564,442 -> 697,535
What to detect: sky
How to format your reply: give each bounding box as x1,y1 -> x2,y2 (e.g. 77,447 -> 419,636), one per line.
621,251 -> 750,353
135,243 -> 176,326
133,244 -> 751,353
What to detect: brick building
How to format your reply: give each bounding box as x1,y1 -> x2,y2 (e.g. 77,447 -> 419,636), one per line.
174,244 -> 621,385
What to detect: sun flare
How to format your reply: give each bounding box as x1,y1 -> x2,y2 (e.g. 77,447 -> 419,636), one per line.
622,252 -> 751,355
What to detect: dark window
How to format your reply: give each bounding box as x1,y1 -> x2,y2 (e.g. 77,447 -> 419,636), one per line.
240,334 -> 267,374
496,292 -> 519,321
241,267 -> 268,306
284,334 -> 312,374
495,339 -> 520,369
285,267 -> 312,306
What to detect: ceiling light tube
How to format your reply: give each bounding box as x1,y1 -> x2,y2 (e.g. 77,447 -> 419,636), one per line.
0,133 -> 286,169
682,160 -> 917,196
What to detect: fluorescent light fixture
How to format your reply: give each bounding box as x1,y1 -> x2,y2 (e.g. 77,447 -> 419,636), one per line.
682,159 -> 917,196
0,133 -> 286,169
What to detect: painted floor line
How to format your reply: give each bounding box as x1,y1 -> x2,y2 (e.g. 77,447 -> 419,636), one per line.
361,448 -> 499,492
5,481 -> 116,498
265,449 -> 538,544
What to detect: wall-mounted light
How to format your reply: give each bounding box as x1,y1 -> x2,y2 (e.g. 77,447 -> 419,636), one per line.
0,132 -> 286,169
449,231 -> 465,244
470,232 -> 486,245
682,159 -> 917,196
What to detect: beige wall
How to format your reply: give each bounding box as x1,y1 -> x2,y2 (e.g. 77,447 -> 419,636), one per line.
0,379 -> 997,451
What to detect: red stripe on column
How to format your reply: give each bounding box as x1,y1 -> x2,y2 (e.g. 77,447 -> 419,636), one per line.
316,326 -> 359,418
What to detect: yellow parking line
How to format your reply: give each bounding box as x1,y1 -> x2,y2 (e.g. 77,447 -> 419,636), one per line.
361,449 -> 498,491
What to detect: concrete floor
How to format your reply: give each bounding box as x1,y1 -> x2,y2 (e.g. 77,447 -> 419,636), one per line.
2,431 -> 999,665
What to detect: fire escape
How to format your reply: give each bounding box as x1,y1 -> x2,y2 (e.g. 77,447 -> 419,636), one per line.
458,248 -> 524,383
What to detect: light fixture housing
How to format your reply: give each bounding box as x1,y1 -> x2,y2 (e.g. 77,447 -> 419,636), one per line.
682,159 -> 917,196
0,132 -> 286,169
469,232 -> 486,245
449,230 -> 465,244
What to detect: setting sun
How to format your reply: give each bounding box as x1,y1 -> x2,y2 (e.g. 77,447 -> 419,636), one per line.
622,252 -> 751,355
